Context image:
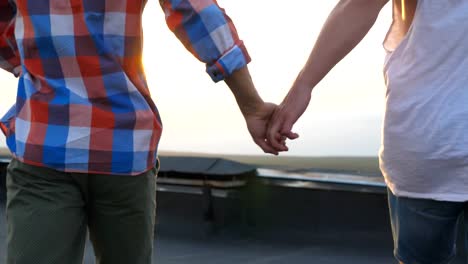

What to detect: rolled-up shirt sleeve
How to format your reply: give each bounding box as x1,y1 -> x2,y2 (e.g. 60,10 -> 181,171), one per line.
0,0 -> 20,76
160,0 -> 251,82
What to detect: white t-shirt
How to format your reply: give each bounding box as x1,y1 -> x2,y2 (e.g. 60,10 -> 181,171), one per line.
381,0 -> 468,201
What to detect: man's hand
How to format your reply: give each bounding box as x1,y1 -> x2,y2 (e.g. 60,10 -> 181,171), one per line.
224,66 -> 289,155
267,83 -> 307,150
243,102 -> 284,155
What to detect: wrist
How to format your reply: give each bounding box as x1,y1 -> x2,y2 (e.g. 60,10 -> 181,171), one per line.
239,97 -> 264,116
224,66 -> 264,116
292,75 -> 314,95
293,71 -> 314,93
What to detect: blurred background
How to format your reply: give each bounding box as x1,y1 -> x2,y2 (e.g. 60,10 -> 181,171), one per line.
0,0 -> 391,157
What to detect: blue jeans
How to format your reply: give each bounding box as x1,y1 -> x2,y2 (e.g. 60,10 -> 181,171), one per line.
388,190 -> 468,264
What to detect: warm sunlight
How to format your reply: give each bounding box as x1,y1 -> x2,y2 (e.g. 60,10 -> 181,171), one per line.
401,0 -> 407,20
0,1 -> 393,156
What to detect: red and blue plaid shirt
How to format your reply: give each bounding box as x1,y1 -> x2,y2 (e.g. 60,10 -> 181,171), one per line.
0,0 -> 251,175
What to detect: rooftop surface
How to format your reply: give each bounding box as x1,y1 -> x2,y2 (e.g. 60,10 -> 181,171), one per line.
1,187 -> 466,263
0,154 -> 466,263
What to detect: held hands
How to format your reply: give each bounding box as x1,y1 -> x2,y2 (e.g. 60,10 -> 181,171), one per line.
244,82 -> 310,155
242,101 -> 283,155
225,66 -> 307,155
266,83 -> 312,152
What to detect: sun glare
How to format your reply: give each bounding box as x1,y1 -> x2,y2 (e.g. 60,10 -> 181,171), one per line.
401,0 -> 406,20
0,1 -> 391,156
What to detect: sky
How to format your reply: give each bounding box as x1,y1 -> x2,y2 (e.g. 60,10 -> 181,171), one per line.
0,1 -> 393,157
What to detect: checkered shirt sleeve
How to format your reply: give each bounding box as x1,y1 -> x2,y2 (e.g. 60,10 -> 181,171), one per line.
160,0 -> 251,82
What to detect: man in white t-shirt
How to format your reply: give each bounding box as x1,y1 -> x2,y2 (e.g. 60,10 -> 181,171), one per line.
268,0 -> 468,263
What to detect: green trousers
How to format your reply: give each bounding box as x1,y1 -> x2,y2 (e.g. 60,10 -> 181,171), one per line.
5,159 -> 157,264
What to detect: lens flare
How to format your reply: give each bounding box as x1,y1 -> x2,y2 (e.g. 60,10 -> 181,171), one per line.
401,0 -> 406,20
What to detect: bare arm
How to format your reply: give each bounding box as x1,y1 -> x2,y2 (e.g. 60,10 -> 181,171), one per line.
160,0 -> 283,154
298,0 -> 389,90
267,0 -> 389,149
225,66 -> 282,155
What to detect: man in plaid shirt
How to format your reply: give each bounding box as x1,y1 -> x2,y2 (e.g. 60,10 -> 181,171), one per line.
0,0 -> 284,263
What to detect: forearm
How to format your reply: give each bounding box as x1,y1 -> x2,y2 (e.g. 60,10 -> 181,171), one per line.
226,66 -> 283,155
225,66 -> 263,116
296,0 -> 388,91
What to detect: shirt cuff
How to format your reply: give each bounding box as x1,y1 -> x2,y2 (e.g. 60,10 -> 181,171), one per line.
206,43 -> 251,83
